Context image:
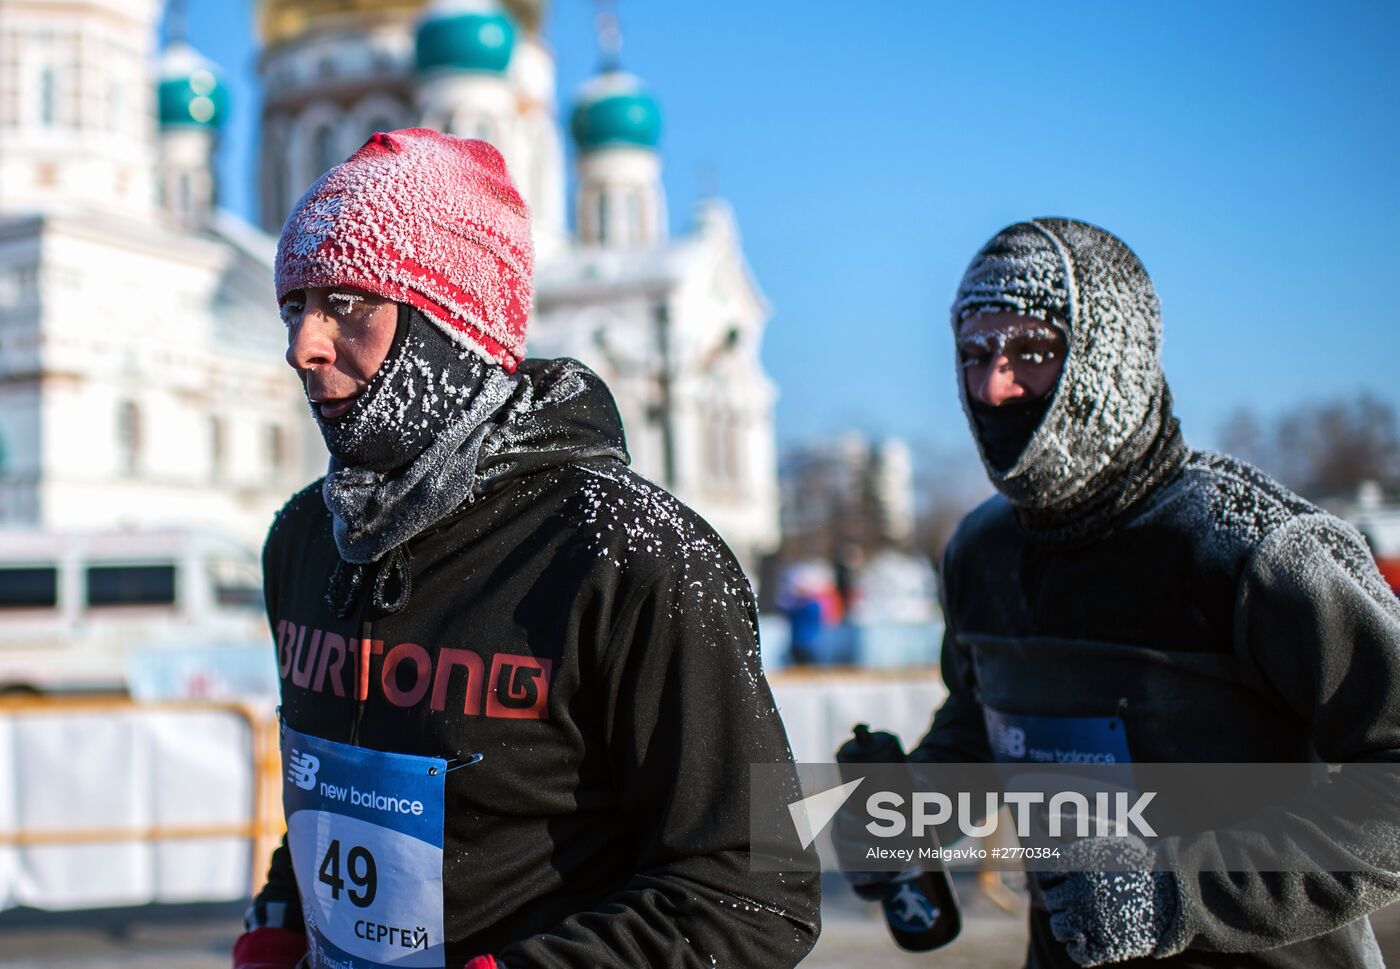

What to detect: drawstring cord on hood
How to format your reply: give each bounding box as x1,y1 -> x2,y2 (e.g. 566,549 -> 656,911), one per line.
325,547 -> 413,619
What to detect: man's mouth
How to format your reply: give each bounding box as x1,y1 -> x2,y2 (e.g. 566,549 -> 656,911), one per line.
311,394 -> 358,420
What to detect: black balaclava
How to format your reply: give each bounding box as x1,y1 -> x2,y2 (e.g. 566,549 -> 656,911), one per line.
313,304 -> 520,617
954,223 -> 1071,473
314,304 -> 493,475
951,219 -> 1188,545
969,396 -> 1054,472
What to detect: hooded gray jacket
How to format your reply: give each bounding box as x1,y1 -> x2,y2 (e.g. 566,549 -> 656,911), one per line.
917,219 -> 1400,967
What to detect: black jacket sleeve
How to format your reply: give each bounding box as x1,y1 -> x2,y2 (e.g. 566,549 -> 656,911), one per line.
497,558 -> 821,969
1154,514 -> 1400,955
245,836 -> 305,932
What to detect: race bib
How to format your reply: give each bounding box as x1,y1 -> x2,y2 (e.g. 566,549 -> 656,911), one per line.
281,724 -> 447,969
983,707 -> 1132,764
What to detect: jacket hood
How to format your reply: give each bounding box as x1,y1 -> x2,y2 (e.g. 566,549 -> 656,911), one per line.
952,218 -> 1184,520
477,356 -> 630,491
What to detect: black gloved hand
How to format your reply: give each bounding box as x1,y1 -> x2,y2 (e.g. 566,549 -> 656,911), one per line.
1036,837 -> 1182,967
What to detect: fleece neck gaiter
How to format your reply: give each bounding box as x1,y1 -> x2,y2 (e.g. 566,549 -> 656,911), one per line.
314,306 -> 520,614
315,304 -> 493,475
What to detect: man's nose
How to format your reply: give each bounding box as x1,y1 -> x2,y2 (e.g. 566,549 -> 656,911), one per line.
286,309 -> 336,371
974,354 -> 1026,406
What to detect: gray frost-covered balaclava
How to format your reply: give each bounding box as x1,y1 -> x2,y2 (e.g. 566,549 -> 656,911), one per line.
316,304 -> 519,614
315,303 -> 503,476
952,218 -> 1188,543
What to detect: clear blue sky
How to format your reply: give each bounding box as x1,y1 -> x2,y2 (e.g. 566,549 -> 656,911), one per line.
184,0 -> 1400,467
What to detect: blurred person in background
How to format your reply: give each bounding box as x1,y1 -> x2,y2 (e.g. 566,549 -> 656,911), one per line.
857,218 -> 1400,966
230,129 -> 817,969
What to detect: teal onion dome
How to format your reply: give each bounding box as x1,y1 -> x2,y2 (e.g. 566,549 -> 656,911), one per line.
157,43 -> 228,128
416,1 -> 516,74
570,72 -> 661,151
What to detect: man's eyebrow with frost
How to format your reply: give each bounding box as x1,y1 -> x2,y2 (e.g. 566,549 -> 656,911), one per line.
328,291 -> 366,314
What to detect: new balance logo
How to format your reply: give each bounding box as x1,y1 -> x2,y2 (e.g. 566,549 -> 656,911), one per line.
991,722 -> 1026,759
288,749 -> 320,790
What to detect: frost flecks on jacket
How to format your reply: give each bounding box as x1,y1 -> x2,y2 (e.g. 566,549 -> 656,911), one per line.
254,362 -> 820,966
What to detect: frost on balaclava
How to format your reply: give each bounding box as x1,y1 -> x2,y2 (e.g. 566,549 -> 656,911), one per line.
318,304 -> 520,613
316,304 -> 493,474
319,349 -> 631,618
956,224 -> 1069,472
952,219 -> 1188,545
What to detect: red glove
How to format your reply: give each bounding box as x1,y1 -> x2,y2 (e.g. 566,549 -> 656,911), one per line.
464,957 -> 500,969
232,927 -> 307,969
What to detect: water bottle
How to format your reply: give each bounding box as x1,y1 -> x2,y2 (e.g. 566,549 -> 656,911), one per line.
836,723 -> 961,951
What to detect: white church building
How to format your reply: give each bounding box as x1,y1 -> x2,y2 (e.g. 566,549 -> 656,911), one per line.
255,0 -> 781,572
0,0 -> 321,548
0,0 -> 781,574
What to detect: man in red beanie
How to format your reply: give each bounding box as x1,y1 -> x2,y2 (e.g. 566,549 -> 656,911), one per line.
232,129 -> 818,969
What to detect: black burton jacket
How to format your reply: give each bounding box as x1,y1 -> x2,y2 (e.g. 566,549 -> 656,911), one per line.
252,360 -> 819,968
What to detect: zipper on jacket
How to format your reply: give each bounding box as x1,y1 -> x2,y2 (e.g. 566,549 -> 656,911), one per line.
350,616 -> 372,746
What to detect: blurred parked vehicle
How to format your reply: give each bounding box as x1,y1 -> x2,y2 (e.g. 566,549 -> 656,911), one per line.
0,528 -> 267,694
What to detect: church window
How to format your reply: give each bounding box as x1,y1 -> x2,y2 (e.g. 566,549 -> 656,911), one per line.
105,80 -> 122,131
313,124 -> 339,179
265,424 -> 285,481
209,416 -> 225,481
725,415 -> 744,486
703,410 -> 720,482
177,171 -> 193,218
595,189 -> 608,244
116,400 -> 141,475
625,190 -> 642,246
38,64 -> 55,126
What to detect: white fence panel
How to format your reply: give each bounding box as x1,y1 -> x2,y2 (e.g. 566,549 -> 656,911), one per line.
0,703 -> 261,912
770,671 -> 947,764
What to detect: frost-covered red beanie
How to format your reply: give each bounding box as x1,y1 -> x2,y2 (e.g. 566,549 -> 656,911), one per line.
275,128 -> 533,372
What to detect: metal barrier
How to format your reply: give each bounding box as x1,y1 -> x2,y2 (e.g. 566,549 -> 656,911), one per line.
0,695 -> 284,909
0,670 -> 980,912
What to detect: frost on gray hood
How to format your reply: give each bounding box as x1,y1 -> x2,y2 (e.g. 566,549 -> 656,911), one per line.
952,218 -> 1188,542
